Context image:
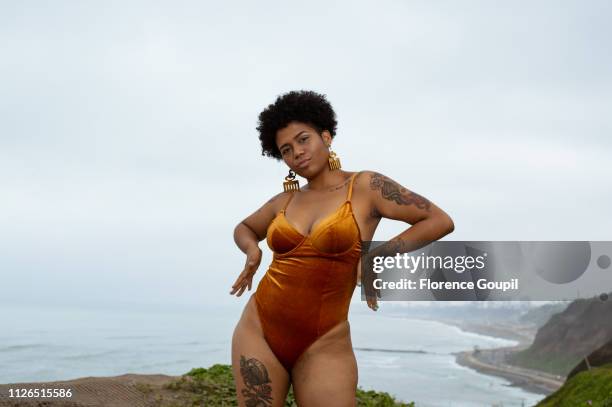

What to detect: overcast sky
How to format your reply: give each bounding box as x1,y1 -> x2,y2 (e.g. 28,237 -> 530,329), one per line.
1,1 -> 610,310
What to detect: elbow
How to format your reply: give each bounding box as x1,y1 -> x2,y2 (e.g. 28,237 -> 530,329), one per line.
429,213 -> 454,238
233,222 -> 245,240
235,220 -> 263,242
443,215 -> 454,236
233,223 -> 240,242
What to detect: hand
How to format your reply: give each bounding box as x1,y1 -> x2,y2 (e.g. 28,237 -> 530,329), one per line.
356,257 -> 362,287
357,255 -> 380,312
230,246 -> 262,297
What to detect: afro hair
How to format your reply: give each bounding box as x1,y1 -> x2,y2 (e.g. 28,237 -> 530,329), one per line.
256,90 -> 338,160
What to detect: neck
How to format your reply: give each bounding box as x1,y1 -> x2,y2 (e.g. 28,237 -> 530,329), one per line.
305,169 -> 350,191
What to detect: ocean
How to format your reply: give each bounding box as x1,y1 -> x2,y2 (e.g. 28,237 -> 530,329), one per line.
0,300 -> 545,407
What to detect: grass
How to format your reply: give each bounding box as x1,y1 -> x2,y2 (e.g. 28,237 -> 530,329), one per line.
156,364 -> 415,406
507,349 -> 583,376
536,364 -> 612,407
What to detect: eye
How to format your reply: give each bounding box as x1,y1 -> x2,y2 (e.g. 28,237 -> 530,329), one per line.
299,135 -> 309,143
281,148 -> 290,156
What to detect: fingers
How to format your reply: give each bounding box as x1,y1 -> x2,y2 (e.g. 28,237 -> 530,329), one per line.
366,296 -> 379,311
230,253 -> 260,296
230,274 -> 252,296
236,283 -> 248,297
230,269 -> 250,296
229,272 -> 243,294
230,263 -> 258,296
229,275 -> 245,295
360,257 -> 378,310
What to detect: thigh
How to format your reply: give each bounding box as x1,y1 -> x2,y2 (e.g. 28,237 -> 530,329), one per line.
291,321 -> 358,407
232,296 -> 291,407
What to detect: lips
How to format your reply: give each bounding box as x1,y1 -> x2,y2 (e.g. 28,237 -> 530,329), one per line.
296,158 -> 311,169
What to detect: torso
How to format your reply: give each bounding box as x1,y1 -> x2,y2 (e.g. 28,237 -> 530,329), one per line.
244,171 -> 381,368
273,171 -> 381,242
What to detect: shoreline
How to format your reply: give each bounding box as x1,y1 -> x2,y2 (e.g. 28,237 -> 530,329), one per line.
0,318 -> 565,406
434,318 -> 565,396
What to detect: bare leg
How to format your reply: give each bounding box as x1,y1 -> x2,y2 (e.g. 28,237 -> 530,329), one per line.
232,296 -> 291,407
291,321 -> 358,407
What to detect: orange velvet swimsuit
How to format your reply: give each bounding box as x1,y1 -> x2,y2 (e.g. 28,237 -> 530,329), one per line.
253,172 -> 362,373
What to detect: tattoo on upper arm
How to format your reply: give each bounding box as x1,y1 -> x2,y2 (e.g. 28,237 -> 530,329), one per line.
369,172 -> 431,212
239,355 -> 273,406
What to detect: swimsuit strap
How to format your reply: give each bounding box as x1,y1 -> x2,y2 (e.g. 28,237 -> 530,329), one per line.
346,171 -> 361,202
281,191 -> 296,213
282,172 -> 359,213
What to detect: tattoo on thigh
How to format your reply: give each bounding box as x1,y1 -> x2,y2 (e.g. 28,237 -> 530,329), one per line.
239,355 -> 273,406
370,172 -> 431,211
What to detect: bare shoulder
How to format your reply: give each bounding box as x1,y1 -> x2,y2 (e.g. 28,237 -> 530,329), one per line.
240,190 -> 295,241
263,190 -> 294,213
352,170 -> 378,190
350,170 -> 378,203
355,170 -> 409,192
353,170 -> 424,205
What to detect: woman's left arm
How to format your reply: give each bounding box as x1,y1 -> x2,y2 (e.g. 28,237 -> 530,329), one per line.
368,171 -> 454,251
360,171 -> 454,310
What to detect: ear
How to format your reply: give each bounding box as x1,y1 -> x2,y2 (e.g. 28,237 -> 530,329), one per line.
321,130 -> 332,146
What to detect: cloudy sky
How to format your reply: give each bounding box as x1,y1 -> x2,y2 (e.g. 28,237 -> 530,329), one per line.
1,1 -> 610,310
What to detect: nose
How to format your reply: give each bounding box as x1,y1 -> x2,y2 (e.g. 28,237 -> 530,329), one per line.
293,146 -> 305,160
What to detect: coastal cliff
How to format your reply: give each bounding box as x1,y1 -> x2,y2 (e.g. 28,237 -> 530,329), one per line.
507,294 -> 612,377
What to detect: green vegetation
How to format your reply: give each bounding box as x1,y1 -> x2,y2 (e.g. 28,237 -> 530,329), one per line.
507,349 -> 582,376
158,364 -> 414,406
536,364 -> 612,407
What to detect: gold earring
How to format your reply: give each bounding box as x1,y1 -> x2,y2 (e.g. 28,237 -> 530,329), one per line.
283,169 -> 300,192
327,145 -> 341,171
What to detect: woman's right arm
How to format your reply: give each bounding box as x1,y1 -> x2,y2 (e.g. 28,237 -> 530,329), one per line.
230,192 -> 287,296
233,192 -> 286,252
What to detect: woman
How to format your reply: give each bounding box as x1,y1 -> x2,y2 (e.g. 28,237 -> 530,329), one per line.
230,90 -> 454,407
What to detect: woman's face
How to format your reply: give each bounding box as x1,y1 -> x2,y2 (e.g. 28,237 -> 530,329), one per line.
276,121 -> 332,177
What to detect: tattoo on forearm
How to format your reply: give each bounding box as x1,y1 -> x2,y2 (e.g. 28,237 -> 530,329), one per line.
391,237 -> 407,252
388,237 -> 429,255
369,172 -> 431,211
240,355 -> 273,406
369,237 -> 415,259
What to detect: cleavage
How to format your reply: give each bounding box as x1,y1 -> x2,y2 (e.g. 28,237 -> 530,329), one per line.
284,197 -> 348,237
